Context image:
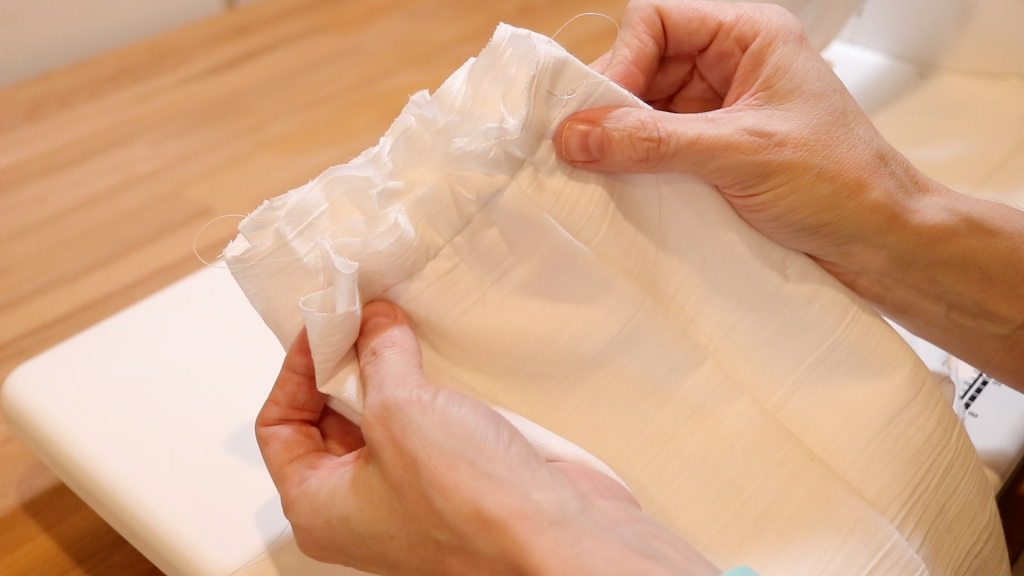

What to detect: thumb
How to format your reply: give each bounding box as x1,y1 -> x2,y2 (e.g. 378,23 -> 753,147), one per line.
356,301 -> 429,412
555,106 -> 758,181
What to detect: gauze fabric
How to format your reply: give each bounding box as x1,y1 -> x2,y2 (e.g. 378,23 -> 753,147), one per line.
224,24 -> 1008,576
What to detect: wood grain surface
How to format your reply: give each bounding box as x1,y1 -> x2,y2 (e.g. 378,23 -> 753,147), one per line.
0,0 -> 624,573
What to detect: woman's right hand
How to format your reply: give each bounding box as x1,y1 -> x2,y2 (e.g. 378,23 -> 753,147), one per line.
558,0 -> 929,280
556,0 -> 1024,386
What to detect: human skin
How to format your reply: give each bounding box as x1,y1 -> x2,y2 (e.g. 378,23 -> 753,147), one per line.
256,301 -> 720,576
556,0 -> 1024,388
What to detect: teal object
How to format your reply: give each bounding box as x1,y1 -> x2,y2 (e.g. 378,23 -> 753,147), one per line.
721,567 -> 759,576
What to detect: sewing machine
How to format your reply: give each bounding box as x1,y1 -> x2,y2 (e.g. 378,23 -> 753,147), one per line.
4,1 -> 1024,574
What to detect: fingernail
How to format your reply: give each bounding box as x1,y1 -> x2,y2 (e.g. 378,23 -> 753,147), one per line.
560,120 -> 605,162
361,302 -> 397,335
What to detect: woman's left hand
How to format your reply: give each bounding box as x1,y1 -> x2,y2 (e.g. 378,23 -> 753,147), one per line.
256,300 -> 719,575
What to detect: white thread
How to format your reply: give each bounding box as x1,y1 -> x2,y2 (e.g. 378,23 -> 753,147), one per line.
227,522 -> 293,575
193,214 -> 332,269
550,12 -> 620,42
547,78 -> 589,100
544,12 -> 646,107
545,76 -> 645,108
193,214 -> 247,268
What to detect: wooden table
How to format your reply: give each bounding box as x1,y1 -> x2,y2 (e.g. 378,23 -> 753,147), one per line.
0,1 -> 624,573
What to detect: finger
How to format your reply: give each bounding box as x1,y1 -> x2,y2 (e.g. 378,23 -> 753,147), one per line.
600,0 -> 758,97
356,301 -> 429,411
318,406 -> 366,456
555,106 -> 767,180
598,0 -> 665,95
602,0 -> 807,108
551,462 -> 641,510
256,328 -> 331,487
588,51 -> 612,74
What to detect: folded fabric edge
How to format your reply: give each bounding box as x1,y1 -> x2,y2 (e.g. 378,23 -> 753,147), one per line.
223,23 -> 638,490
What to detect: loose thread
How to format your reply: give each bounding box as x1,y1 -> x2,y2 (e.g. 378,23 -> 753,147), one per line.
193,214 -> 247,268
544,12 -> 645,108
547,78 -> 590,100
227,522 -> 294,576
550,12 -> 620,43
193,213 -> 333,270
544,75 -> 646,109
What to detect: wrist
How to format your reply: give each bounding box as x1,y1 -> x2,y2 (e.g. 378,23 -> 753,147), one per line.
838,167 -> 1024,386
822,144 -> 944,279
507,495 -> 720,576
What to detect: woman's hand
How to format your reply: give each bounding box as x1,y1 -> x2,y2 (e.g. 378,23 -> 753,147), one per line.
256,301 -> 721,576
557,0 -> 923,275
557,0 -> 1024,387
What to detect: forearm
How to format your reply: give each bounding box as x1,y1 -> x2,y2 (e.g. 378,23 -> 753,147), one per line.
831,172 -> 1024,389
507,498 -> 720,576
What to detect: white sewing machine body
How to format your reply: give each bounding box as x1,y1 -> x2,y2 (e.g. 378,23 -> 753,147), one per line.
4,1 -> 1024,574
1,267 -> 326,576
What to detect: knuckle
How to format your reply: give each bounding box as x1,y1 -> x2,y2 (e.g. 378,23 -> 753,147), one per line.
739,121 -> 783,153
733,122 -> 788,171
761,4 -> 810,43
367,379 -> 434,420
283,502 -> 342,563
361,380 -> 439,441
620,113 -> 674,168
360,330 -> 409,370
757,2 -> 795,25
292,529 -> 334,564
253,425 -> 271,452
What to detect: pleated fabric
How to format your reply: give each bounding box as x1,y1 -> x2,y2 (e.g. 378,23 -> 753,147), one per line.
224,24 -> 1009,576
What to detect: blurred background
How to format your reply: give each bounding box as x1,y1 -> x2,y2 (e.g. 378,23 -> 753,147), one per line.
0,0 -> 263,89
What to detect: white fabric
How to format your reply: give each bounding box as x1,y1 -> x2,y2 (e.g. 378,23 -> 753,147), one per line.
224,24 -> 1009,576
